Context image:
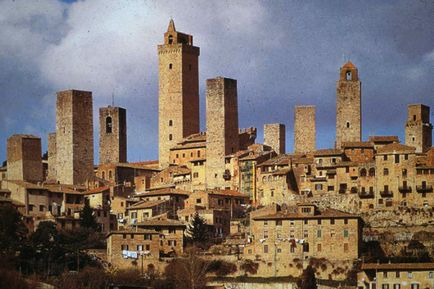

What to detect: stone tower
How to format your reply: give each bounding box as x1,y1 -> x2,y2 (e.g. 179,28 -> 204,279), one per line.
206,77 -> 239,189
294,105 -> 316,154
405,104 -> 432,153
7,134 -> 43,182
47,132 -> 57,181
336,61 -> 361,148
56,89 -> 94,185
264,123 -> 286,154
99,106 -> 127,164
158,19 -> 200,167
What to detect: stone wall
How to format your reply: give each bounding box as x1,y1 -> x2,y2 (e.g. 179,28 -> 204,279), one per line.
206,77 -> 239,189
405,104 -> 432,153
47,132 -> 56,181
294,106 -> 316,154
264,123 -> 286,155
56,90 -> 94,185
336,62 -> 361,148
7,134 -> 43,182
99,106 -> 127,164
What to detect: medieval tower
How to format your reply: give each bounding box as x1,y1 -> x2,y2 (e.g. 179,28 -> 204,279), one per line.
99,106 -> 127,164
206,77 -> 239,189
294,105 -> 316,154
56,89 -> 94,185
264,123 -> 286,154
7,134 -> 43,182
336,61 -> 361,148
405,104 -> 433,153
47,132 -> 57,181
158,19 -> 200,168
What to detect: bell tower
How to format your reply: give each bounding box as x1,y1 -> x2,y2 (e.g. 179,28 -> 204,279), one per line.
336,61 -> 361,148
158,19 -> 200,168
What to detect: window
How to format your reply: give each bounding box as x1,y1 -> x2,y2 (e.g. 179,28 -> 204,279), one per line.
402,169 -> 407,177
169,134 -> 172,141
346,71 -> 352,80
396,271 -> 400,278
144,234 -> 152,240
169,120 -> 173,126
410,284 -> 418,289
404,154 -> 408,160
327,185 -> 334,191
369,168 -> 375,176
121,244 -> 128,250
317,230 -> 322,238
193,172 -> 199,178
39,205 -> 44,212
344,219 -> 348,225
109,170 -> 112,179
168,35 -> 173,44
303,243 -> 309,252
383,168 -> 389,176
303,230 -> 308,238
395,154 -> 400,164
276,220 -> 282,226
145,244 -> 150,251
197,150 -> 201,157
123,234 -> 127,239
196,198 -> 202,204
393,284 -> 400,289
346,121 -> 350,128
382,285 -> 389,289
330,229 -> 335,237
315,184 -> 323,191
408,272 -> 413,278
137,245 -> 143,251
330,219 -> 335,225
317,244 -> 322,252
102,171 -> 105,179
106,116 -> 112,133
318,219 -> 322,225
290,230 -> 295,238
360,168 -> 367,177
263,245 -> 268,253
429,271 -> 434,279
343,229 -> 349,238
343,243 -> 349,253
169,63 -> 172,69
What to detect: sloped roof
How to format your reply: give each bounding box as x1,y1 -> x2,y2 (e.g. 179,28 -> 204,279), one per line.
126,199 -> 168,210
253,207 -> 358,220
376,143 -> 416,154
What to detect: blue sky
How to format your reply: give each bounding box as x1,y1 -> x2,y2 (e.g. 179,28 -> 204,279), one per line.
0,0 -> 433,163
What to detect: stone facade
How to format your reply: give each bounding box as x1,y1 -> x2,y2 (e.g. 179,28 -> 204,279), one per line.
47,133 -> 57,181
294,106 -> 316,154
336,61 -> 361,148
264,123 -> 286,155
56,89 -> 94,185
206,77 -> 239,189
158,19 -> 200,168
7,134 -> 43,182
405,104 -> 433,153
99,106 -> 127,164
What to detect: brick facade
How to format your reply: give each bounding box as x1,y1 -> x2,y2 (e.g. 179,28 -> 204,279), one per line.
56,90 -> 94,185
158,20 -> 200,168
336,61 -> 361,148
99,106 -> 127,164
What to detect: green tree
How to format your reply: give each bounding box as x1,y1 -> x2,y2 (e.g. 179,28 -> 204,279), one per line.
0,204 -> 28,258
186,213 -> 208,245
80,202 -> 98,230
30,221 -> 61,276
297,265 -> 317,289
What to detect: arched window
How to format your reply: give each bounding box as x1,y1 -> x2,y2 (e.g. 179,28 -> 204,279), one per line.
169,63 -> 172,69
346,71 -> 352,80
169,134 -> 172,141
360,168 -> 367,177
101,171 -> 105,179
268,175 -> 272,182
369,168 -> 375,177
402,169 -> 407,177
346,122 -> 350,128
108,170 -> 112,180
262,176 -> 266,182
106,116 -> 112,133
169,120 -> 173,126
383,168 -> 389,176
197,150 -> 201,157
168,35 -> 173,44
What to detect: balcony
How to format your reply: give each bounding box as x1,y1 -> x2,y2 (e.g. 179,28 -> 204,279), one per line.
416,185 -> 433,193
398,186 -> 412,193
380,190 -> 393,198
358,191 -> 374,199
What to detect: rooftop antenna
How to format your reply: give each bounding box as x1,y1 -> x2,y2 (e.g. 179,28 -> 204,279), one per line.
111,91 -> 115,107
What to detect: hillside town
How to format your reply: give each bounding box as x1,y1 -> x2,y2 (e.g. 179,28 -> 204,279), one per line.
1,19 -> 434,289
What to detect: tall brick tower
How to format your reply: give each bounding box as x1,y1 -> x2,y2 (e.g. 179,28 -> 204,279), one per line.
47,132 -> 57,181
405,104 -> 432,153
294,105 -> 316,154
158,19 -> 200,168
264,123 -> 286,154
7,134 -> 43,182
99,106 -> 127,164
336,61 -> 361,148
56,89 -> 94,185
206,77 -> 239,189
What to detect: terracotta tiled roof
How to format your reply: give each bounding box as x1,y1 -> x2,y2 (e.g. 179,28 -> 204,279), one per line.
376,143 -> 416,154
253,207 -> 358,220
342,141 -> 374,148
83,186 -> 110,195
258,154 -> 292,166
126,199 -> 168,210
368,136 -> 399,143
136,188 -> 190,197
207,189 -> 250,198
3,180 -> 85,194
342,61 -> 356,69
361,263 -> 434,270
313,149 -> 343,157
136,219 -> 186,227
